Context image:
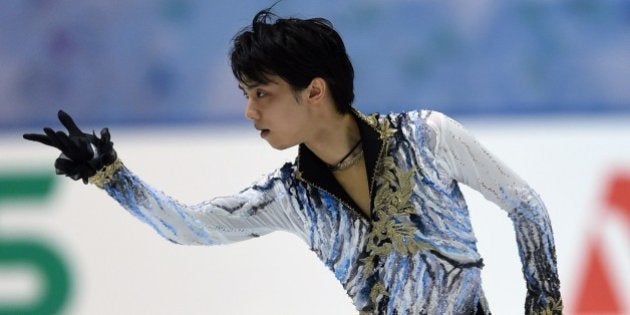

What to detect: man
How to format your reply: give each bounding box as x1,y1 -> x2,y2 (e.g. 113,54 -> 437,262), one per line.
24,8 -> 562,314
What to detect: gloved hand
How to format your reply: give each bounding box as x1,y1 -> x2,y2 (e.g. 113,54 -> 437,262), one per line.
23,110 -> 117,184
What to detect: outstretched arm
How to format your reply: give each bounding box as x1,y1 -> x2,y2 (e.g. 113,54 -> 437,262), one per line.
95,161 -> 298,245
426,111 -> 563,314
24,111 -> 301,245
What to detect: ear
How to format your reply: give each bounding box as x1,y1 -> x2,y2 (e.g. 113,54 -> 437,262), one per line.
305,77 -> 327,104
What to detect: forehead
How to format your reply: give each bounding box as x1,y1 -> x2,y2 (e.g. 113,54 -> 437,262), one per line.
238,75 -> 284,90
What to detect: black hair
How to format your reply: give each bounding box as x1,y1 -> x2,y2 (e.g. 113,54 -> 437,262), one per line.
230,8 -> 355,113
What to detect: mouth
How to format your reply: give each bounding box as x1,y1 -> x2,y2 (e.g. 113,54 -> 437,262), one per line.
257,128 -> 270,138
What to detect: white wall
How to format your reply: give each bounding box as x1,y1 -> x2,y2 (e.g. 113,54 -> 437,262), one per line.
1,116 -> 629,314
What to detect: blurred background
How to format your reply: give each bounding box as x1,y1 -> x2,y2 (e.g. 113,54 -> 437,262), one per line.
1,0 -> 628,314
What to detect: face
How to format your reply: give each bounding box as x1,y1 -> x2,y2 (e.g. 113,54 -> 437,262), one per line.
238,75 -> 313,150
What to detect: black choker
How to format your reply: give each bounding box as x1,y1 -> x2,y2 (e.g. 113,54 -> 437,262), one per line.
328,139 -> 363,171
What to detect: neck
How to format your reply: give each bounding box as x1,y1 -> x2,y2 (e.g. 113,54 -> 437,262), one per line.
304,111 -> 361,166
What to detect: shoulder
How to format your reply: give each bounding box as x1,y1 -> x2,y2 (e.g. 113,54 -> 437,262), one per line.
397,109 -> 465,137
354,108 -> 462,142
372,109 -> 455,134
245,161 -> 298,194
369,109 -> 449,125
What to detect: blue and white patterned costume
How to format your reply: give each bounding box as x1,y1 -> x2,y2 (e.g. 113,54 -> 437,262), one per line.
91,110 -> 562,314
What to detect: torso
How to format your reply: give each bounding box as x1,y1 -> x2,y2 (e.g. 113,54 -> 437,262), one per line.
332,158 -> 371,219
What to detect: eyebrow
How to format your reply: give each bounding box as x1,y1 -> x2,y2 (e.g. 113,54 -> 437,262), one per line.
238,83 -> 261,91
238,77 -> 280,91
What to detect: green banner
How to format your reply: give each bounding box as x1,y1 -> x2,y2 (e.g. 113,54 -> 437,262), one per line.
0,171 -> 72,315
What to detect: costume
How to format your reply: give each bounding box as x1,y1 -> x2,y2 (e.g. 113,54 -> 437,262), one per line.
92,110 -> 562,314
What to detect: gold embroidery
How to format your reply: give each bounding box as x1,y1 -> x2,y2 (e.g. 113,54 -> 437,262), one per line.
357,111 -> 378,127
538,297 -> 563,314
360,117 -> 434,307
369,282 -> 389,303
88,159 -> 124,188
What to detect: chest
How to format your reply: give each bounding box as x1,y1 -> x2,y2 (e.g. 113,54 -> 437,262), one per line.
332,158 -> 371,219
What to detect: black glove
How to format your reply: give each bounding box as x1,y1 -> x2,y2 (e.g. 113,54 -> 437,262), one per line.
23,110 -> 117,184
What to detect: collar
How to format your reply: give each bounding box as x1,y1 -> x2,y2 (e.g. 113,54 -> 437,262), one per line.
295,108 -> 387,216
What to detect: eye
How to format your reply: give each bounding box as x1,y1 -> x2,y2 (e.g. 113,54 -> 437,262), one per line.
256,90 -> 267,98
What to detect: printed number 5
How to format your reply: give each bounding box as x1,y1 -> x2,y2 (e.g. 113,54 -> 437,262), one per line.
0,171 -> 71,315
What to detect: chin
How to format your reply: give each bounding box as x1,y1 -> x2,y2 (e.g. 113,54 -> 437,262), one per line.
267,140 -> 296,151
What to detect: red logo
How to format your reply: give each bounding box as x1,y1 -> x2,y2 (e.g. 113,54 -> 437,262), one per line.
573,172 -> 630,313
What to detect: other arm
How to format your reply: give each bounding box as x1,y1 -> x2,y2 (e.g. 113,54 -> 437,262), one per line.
426,111 -> 562,314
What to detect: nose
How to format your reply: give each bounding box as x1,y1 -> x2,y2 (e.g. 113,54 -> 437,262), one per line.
245,100 -> 260,121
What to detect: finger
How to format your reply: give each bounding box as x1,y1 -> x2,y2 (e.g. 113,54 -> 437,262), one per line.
55,157 -> 90,182
72,136 -> 94,161
43,128 -> 63,149
59,132 -> 93,162
72,163 -> 94,183
23,133 -> 53,146
56,131 -> 83,161
58,110 -> 84,136
100,128 -> 111,143
102,149 -> 117,165
55,157 -> 84,182
78,166 -> 96,184
55,156 -> 77,175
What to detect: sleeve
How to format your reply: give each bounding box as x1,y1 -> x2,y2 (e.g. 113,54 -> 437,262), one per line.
425,111 -> 563,314
89,159 -> 301,246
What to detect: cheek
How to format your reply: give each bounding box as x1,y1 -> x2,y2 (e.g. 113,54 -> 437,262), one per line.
285,109 -> 310,131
